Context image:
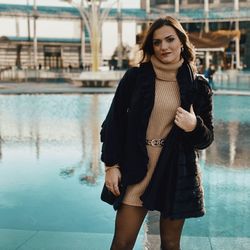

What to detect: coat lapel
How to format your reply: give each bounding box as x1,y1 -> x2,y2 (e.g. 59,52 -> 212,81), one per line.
136,62 -> 156,149
176,62 -> 196,111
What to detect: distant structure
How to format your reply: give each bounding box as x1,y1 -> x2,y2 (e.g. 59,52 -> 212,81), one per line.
0,1 -> 249,71
142,0 -> 250,71
0,2 -> 144,71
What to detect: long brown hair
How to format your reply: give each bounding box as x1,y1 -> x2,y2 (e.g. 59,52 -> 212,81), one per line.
140,16 -> 196,70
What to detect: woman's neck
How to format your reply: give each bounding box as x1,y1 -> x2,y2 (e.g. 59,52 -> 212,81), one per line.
151,55 -> 184,81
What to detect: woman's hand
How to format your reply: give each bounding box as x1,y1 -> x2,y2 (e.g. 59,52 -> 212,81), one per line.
105,166 -> 122,196
174,105 -> 197,132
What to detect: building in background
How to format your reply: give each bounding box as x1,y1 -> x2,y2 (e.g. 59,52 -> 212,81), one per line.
0,2 -> 145,71
0,1 -> 249,72
141,0 -> 250,71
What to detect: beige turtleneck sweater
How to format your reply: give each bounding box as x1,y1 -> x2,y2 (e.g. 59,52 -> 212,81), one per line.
122,55 -> 183,206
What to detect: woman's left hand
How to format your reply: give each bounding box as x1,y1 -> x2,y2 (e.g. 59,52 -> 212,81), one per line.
174,105 -> 197,132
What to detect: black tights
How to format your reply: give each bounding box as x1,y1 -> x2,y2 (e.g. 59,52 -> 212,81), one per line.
159,215 -> 184,250
110,204 -> 184,250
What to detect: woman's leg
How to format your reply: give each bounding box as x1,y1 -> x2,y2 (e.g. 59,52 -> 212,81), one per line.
111,204 -> 148,250
160,216 -> 185,250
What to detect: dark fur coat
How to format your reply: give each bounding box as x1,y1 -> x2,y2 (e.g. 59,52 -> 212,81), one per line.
100,60 -> 214,219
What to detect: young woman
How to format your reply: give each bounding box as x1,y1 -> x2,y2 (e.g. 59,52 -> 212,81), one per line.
100,16 -> 214,250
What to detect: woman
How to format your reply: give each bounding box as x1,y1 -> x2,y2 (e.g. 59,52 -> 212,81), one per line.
100,16 -> 213,250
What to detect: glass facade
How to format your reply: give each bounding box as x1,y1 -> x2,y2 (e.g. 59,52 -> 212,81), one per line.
155,0 -> 175,4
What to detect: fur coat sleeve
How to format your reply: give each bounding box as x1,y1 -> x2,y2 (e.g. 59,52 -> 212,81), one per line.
184,75 -> 214,149
100,67 -> 138,166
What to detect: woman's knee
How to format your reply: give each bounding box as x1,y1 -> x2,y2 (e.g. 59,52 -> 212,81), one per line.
160,217 -> 184,250
161,238 -> 181,250
160,232 -> 182,250
111,236 -> 135,250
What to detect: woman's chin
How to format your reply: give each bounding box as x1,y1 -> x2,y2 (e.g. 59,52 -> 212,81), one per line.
160,57 -> 173,64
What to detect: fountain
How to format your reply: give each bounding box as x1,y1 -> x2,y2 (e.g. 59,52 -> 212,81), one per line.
71,70 -> 125,87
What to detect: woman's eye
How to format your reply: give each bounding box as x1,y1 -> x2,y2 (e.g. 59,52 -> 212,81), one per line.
153,40 -> 161,46
166,37 -> 175,42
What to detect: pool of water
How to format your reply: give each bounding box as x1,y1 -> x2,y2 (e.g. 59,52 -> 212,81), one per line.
0,94 -> 119,231
0,94 -> 249,248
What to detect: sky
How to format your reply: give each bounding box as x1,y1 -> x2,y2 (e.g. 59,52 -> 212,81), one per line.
0,0 -> 140,8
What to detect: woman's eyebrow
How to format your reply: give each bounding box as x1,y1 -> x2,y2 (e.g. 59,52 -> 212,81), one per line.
153,34 -> 175,40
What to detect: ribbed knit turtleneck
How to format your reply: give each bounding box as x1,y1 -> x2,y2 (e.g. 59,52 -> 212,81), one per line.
122,55 -> 184,207
151,55 -> 183,81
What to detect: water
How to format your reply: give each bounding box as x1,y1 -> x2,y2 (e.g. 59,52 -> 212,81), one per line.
0,94 -> 249,248
0,95 -> 113,233
213,71 -> 250,91
183,95 -> 250,238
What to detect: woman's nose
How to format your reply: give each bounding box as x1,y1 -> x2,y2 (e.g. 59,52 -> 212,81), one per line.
161,40 -> 168,50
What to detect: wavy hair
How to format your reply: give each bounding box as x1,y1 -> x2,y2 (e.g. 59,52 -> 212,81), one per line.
140,16 -> 196,71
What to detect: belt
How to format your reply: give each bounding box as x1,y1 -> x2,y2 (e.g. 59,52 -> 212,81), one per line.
146,138 -> 165,147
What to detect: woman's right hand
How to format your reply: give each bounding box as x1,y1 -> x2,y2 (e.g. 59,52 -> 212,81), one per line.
105,166 -> 122,196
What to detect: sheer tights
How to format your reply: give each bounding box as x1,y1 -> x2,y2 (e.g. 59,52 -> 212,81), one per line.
160,216 -> 184,250
110,204 -> 184,250
111,204 -> 147,250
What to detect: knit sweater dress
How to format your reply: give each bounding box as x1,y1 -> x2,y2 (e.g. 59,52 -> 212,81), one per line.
122,56 -> 184,206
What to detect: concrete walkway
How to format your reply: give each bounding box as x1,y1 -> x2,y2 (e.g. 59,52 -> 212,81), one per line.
0,229 -> 143,250
1,228 -> 250,250
0,82 -> 116,95
146,234 -> 250,250
0,82 -> 249,95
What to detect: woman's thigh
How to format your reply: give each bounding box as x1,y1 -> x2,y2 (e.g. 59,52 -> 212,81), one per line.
111,204 -> 148,249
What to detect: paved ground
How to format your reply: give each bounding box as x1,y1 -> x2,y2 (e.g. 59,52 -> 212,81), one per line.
1,228 -> 250,250
0,82 -> 249,95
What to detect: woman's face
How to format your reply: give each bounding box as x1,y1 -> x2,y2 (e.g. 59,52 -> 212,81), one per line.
152,25 -> 183,64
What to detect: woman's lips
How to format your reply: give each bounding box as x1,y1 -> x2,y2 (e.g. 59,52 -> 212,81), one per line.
161,52 -> 171,57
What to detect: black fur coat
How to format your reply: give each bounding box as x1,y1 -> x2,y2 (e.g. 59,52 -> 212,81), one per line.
100,61 -> 214,219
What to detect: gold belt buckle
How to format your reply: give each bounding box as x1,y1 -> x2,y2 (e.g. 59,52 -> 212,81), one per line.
146,139 -> 165,147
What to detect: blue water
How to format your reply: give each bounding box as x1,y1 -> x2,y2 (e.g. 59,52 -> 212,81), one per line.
183,95 -> 250,237
0,94 -> 114,233
0,94 -> 249,246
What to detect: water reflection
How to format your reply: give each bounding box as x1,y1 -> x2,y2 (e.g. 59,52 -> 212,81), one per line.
0,135 -> 3,160
0,95 -> 248,172
206,121 -> 250,168
0,94 -> 249,239
58,95 -> 101,186
0,94 -> 109,183
0,94 -> 116,234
